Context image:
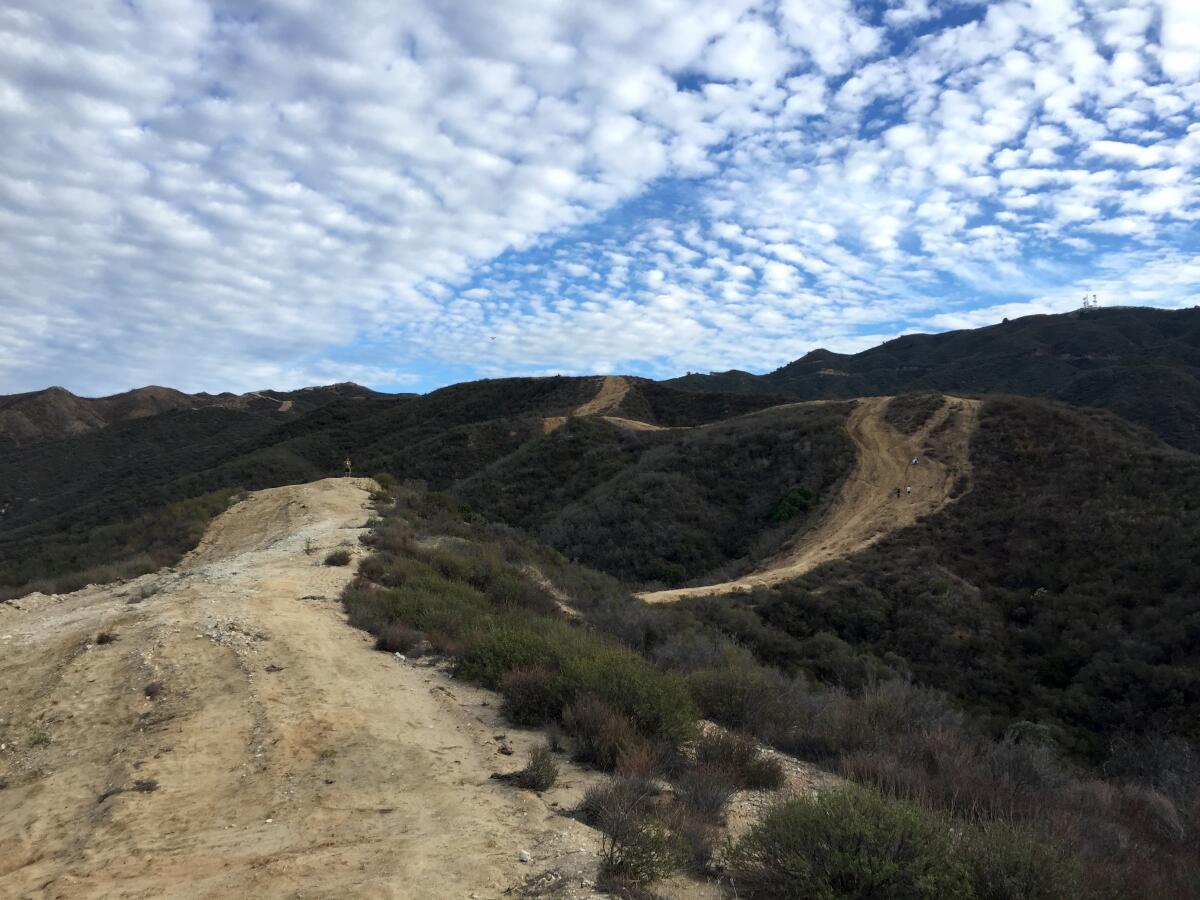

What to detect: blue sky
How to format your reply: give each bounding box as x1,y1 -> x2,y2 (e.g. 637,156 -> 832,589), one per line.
1,0 -> 1198,395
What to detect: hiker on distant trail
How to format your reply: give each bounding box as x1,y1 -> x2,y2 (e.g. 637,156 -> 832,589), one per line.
894,487 -> 902,499
911,456 -> 919,466
344,456 -> 353,477
906,485 -> 912,495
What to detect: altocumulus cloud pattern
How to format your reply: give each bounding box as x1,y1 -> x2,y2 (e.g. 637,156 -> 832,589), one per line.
1,0 -> 1198,394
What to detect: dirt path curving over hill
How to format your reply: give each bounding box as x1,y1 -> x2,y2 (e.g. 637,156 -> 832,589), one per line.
543,376 -> 632,433
573,376 -> 630,417
639,396 -> 980,603
0,478 -> 605,899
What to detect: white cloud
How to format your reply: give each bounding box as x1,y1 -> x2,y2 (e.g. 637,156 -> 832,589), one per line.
0,0 -> 1197,395
1160,0 -> 1200,82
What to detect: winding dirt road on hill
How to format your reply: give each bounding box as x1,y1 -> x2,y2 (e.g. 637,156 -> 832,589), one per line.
0,478 -> 605,900
639,396 -> 980,603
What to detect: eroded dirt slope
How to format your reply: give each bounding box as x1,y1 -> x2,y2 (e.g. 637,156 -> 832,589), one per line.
639,396 -> 980,603
0,478 -> 604,899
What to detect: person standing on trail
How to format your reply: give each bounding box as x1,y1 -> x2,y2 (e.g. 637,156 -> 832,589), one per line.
894,487 -> 902,499
344,456 -> 353,478
911,456 -> 919,466
906,484 -> 912,495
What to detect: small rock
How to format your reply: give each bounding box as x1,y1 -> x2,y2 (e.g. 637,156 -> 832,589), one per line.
517,849 -> 531,863
499,745 -> 514,756
395,652 -> 406,661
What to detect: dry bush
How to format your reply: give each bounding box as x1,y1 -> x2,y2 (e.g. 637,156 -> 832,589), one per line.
545,721 -> 568,753
694,730 -> 786,791
563,697 -> 644,771
615,742 -> 666,781
362,521 -> 415,555
500,666 -> 564,726
514,745 -> 559,792
583,777 -> 686,885
673,765 -> 738,824
143,681 -> 163,699
373,622 -> 424,654
426,629 -> 466,657
323,549 -> 352,566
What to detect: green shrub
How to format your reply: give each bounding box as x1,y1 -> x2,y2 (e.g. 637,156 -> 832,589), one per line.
460,616 -> 697,746
454,615 -> 569,687
688,663 -> 796,736
963,822 -> 1086,900
561,651 -> 696,747
500,666 -> 565,726
372,471 -> 399,494
729,787 -> 974,900
771,485 -> 817,522
378,576 -> 490,640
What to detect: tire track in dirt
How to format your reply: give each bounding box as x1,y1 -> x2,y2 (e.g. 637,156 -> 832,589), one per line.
0,478 -> 606,899
638,395 -> 980,603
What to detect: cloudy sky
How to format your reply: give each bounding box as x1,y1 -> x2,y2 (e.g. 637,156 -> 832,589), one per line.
2,0 -> 1198,395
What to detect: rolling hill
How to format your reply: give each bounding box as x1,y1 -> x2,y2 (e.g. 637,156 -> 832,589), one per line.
667,306 -> 1200,453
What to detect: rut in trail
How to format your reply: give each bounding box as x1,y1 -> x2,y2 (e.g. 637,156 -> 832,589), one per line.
0,478 -> 605,900
639,395 -> 981,604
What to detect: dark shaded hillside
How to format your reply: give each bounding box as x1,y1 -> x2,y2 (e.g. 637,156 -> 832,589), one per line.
456,402 -> 856,587
610,378 -> 790,426
667,306 -> 1200,453
1,375 -> 774,595
677,395 -> 1200,757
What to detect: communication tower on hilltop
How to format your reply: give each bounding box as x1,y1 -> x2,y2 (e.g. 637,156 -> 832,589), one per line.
1080,292 -> 1099,310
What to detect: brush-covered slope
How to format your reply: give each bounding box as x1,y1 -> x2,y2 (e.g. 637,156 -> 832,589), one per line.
667,306 -> 1200,452
675,394 -> 1200,757
0,375 -> 781,595
455,402 -> 856,587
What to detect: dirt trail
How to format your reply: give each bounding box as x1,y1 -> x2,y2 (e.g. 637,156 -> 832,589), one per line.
640,396 -> 980,603
0,478 -> 605,899
573,376 -> 629,417
544,377 -> 631,433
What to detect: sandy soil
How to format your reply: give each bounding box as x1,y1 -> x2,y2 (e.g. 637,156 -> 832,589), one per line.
0,478 -> 609,900
639,396 -> 980,603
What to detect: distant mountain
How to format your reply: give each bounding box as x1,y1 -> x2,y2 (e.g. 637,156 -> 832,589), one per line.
666,306 -> 1200,453
0,382 -> 388,446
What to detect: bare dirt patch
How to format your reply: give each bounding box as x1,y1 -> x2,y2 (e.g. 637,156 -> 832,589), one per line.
0,478 -> 606,899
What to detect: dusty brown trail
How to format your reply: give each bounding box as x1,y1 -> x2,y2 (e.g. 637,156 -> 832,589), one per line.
543,376 -> 631,432
639,396 -> 980,603
0,478 -> 604,899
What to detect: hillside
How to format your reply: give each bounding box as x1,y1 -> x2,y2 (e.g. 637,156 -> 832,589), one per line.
0,382 -> 386,447
667,306 -> 1200,453
0,375 -> 782,597
666,394 -> 1200,758
0,479 -> 609,897
456,400 -> 855,587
